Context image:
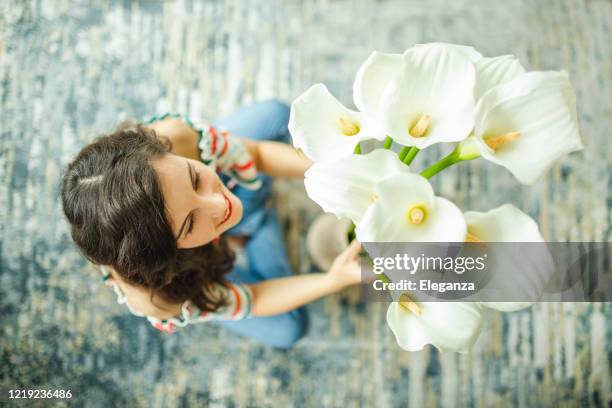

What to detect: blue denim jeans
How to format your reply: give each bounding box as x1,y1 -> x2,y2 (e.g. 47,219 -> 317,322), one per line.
210,100 -> 309,349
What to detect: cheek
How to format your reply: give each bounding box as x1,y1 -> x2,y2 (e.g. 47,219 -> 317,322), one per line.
200,215 -> 218,240
180,221 -> 217,249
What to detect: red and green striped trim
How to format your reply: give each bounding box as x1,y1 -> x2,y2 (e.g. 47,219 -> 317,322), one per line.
234,283 -> 253,318
232,160 -> 254,171
229,169 -> 260,185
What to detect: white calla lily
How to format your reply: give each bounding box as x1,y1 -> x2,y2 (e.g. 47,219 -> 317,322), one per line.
379,43 -> 477,149
474,55 -> 526,100
353,44 -> 482,124
355,172 -> 467,242
353,51 -> 403,116
386,301 -> 483,353
289,83 -> 385,163
465,204 -> 552,312
465,203 -> 544,243
473,71 -> 583,185
304,149 -> 409,223
413,42 -> 483,63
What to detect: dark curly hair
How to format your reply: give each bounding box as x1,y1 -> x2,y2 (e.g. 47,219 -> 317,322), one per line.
60,121 -> 235,313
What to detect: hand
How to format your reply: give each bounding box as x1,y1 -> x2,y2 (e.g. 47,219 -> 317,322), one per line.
325,239 -> 364,291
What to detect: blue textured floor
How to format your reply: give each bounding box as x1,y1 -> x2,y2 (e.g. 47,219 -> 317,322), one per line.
0,0 -> 610,407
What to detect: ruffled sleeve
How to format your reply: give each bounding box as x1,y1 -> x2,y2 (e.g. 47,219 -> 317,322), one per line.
145,112 -> 262,191
100,266 -> 147,318
99,265 -> 254,334
197,122 -> 262,191
147,282 -> 254,334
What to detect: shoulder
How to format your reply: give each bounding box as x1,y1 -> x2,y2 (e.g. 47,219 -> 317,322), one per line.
145,116 -> 203,161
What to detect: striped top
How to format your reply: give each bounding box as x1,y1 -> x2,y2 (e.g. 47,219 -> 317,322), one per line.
144,112 -> 262,191
100,265 -> 253,334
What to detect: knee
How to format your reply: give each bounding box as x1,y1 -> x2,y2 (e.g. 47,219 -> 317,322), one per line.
261,99 -> 291,143
271,307 -> 309,349
262,99 -> 290,121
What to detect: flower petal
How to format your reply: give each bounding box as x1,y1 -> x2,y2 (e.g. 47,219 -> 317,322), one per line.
353,51 -> 403,115
465,204 -> 552,312
413,42 -> 483,62
474,71 -> 584,185
479,302 -> 533,312
380,43 -> 476,148
289,83 -> 382,163
355,172 -> 467,242
304,149 -> 410,222
474,55 -> 526,100
464,203 -> 544,242
386,301 -> 483,353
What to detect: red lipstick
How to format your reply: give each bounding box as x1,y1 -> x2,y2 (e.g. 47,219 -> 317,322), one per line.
218,193 -> 232,226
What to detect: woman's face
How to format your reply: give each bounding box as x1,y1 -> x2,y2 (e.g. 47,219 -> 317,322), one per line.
151,153 -> 243,249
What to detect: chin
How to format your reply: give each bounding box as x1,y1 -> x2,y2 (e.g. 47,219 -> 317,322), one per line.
227,195 -> 244,229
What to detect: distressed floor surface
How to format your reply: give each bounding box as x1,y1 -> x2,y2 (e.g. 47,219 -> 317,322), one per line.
0,0 -> 610,407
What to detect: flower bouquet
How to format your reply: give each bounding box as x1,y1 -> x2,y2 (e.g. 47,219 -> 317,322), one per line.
289,42 -> 583,353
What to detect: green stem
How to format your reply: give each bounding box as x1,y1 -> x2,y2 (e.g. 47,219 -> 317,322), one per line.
346,221 -> 356,242
378,272 -> 392,284
383,136 -> 393,149
398,146 -> 411,161
376,272 -> 396,302
420,150 -> 461,179
354,143 -> 361,154
420,137 -> 482,179
402,147 -> 420,166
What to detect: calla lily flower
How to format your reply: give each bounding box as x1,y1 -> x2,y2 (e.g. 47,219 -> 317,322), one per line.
472,71 -> 583,185
465,203 -> 544,243
386,300 -> 483,353
304,149 -> 409,223
474,55 -> 525,100
289,83 -> 386,163
355,172 -> 467,242
353,43 -> 482,128
413,42 -> 483,63
465,204 -> 552,312
379,43 -> 477,149
353,51 -> 403,116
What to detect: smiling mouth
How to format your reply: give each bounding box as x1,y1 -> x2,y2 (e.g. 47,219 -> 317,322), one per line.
217,193 -> 232,227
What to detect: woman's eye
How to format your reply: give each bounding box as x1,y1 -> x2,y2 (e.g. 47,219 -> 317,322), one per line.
194,170 -> 201,190
187,213 -> 196,234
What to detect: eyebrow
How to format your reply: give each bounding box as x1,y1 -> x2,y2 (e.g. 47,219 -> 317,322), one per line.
175,160 -> 195,240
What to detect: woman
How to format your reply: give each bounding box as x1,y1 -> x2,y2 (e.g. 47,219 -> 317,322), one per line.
60,99 -> 362,349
